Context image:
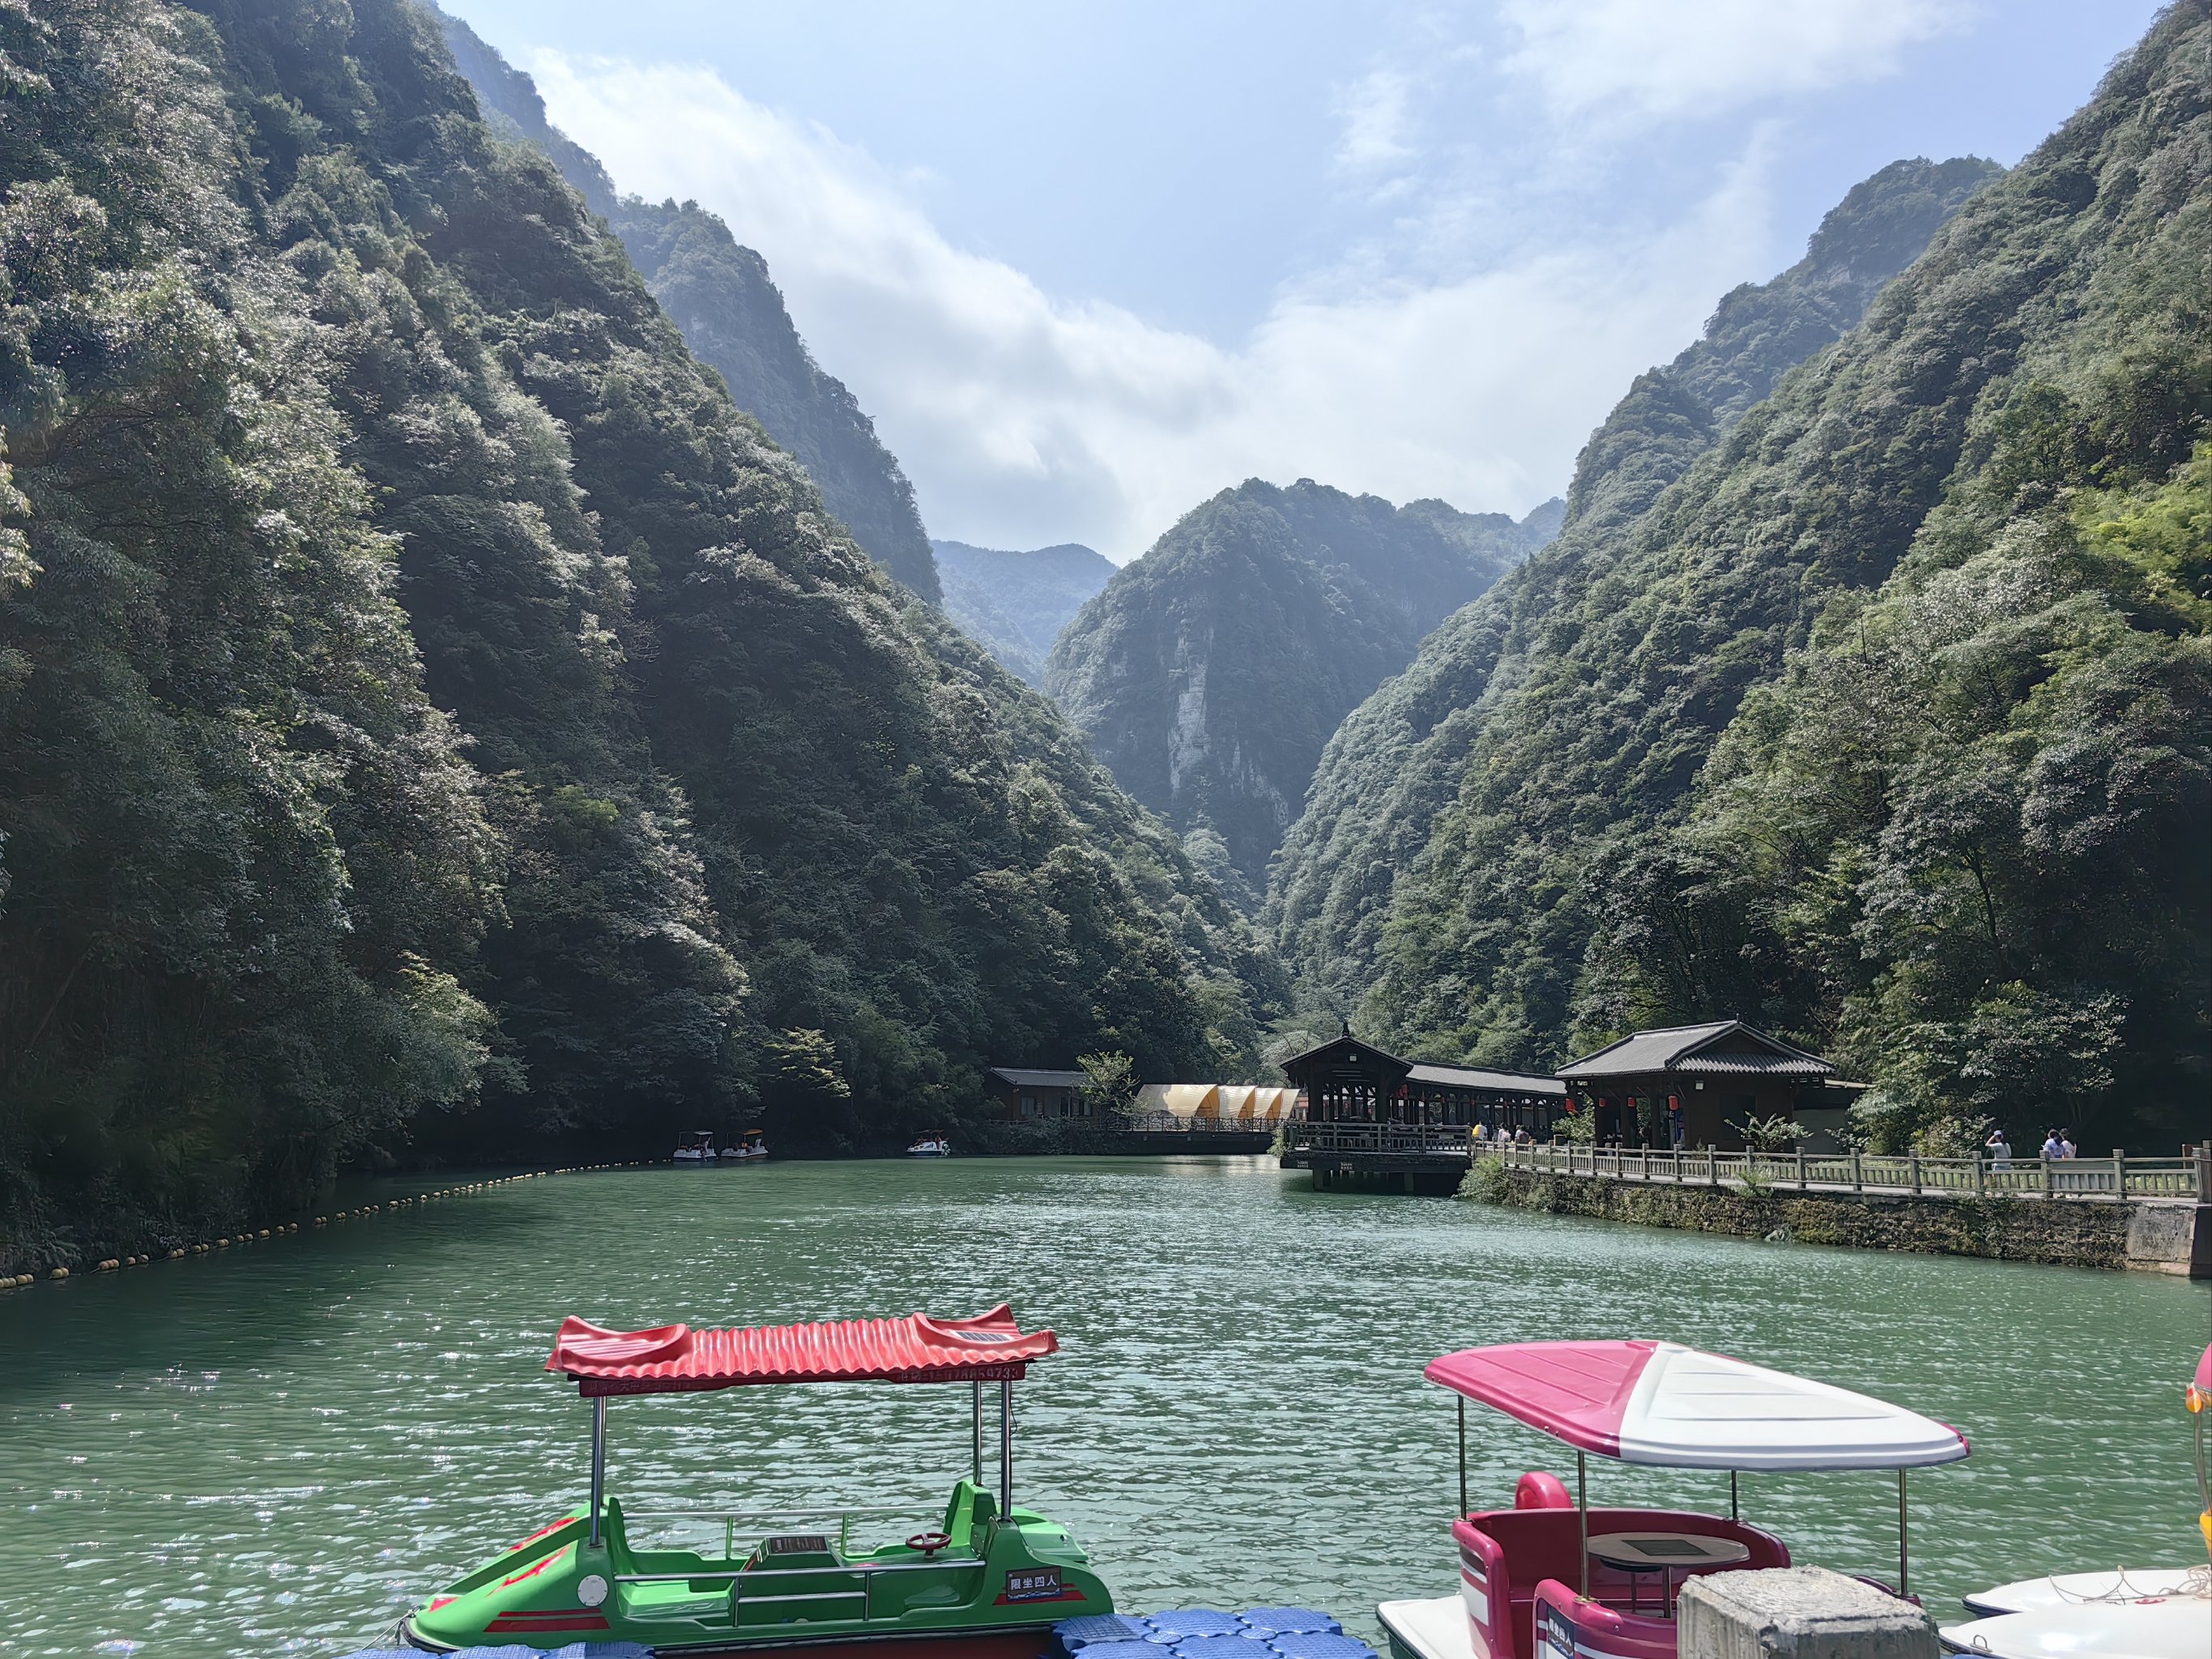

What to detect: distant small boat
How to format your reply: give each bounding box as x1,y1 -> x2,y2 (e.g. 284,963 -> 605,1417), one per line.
906,1135 -> 952,1158
673,1131 -> 714,1162
722,1129 -> 769,1162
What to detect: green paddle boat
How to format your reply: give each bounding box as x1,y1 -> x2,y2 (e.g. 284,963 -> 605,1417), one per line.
399,1304 -> 1111,1655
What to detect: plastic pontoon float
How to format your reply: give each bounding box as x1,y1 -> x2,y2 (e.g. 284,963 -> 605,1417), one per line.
1376,1340 -> 1971,1659
399,1304 -> 1110,1654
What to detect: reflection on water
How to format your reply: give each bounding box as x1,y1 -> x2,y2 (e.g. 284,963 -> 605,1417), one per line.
0,1156 -> 2205,1657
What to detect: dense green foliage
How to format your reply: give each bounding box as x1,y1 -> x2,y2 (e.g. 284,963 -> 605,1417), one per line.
932,537 -> 1115,688
1272,158 -> 1998,1017
437,9 -> 942,603
1050,480 -> 1561,896
1277,15 -> 2210,1152
0,0 -> 1279,1268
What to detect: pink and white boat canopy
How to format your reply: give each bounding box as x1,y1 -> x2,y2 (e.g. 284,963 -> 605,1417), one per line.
1425,1340 -> 1970,1472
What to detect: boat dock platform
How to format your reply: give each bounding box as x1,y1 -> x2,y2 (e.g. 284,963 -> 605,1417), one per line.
335,1602 -> 1379,1659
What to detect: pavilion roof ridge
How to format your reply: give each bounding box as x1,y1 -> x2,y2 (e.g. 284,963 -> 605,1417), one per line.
1559,1018 -> 1834,1080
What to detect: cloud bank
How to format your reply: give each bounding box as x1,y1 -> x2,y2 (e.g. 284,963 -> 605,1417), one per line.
530,2 -> 1968,561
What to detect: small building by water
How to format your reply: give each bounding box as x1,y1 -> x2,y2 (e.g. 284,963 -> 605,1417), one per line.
984,1066 -> 1092,1121
1558,1019 -> 1839,1149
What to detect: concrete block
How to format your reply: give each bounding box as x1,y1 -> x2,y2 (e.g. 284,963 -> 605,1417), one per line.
1678,1567 -> 1936,1659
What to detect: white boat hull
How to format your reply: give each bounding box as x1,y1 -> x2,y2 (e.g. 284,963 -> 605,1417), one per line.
1379,1596 -> 1474,1659
1964,1570 -> 2210,1617
1941,1599 -> 2212,1659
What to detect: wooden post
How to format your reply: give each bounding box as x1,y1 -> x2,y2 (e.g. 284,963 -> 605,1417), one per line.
1851,1149 -> 1862,1193
2044,1155 -> 2054,1196
1908,1154 -> 1920,1196
1796,1148 -> 1807,1190
1972,1153 -> 1984,1196
2112,1149 -> 2125,1196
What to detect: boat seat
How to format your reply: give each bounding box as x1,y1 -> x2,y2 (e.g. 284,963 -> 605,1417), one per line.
1458,1507 -> 1788,1659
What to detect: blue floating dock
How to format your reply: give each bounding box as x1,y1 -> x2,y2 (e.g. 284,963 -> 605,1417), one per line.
1054,1606 -> 1375,1659
335,1608 -> 1371,1659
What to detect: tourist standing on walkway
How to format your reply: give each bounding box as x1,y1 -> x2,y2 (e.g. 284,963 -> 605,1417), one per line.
2041,1128 -> 2065,1162
1987,1128 -> 2012,1170
2061,1130 -> 2078,1159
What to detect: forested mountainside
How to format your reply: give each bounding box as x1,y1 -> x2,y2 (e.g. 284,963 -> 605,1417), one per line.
1278,6 -> 2210,1152
0,0 -> 1280,1269
1048,480 -> 1562,896
933,538 -> 1115,688
1272,156 -> 1999,1019
436,9 -> 941,603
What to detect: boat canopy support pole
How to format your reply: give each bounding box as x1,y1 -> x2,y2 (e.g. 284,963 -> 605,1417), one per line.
1729,1469 -> 1738,1521
1897,1469 -> 1908,1599
1577,1450 -> 1588,1598
589,1397 -> 607,1549
999,1380 -> 1013,1518
1456,1396 -> 1468,1517
972,1381 -> 982,1486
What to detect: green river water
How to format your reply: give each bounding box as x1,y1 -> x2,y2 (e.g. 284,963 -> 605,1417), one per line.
1,1157 -> 2206,1658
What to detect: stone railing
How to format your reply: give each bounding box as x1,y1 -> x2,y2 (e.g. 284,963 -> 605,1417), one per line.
1494,1141 -> 2206,1201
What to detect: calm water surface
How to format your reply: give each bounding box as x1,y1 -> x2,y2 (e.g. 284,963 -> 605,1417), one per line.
1,1157 -> 2206,1657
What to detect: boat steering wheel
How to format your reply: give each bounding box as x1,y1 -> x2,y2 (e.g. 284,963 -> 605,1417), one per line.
906,1529 -> 953,1558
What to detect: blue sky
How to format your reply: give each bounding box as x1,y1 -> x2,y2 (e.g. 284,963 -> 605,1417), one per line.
442,0 -> 2164,561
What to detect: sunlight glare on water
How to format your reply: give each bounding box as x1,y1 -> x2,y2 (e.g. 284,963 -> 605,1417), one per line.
0,1156 -> 2206,1657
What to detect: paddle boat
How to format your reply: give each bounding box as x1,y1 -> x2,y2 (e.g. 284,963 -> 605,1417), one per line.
674,1131 -> 716,1162
722,1129 -> 769,1162
906,1136 -> 953,1158
399,1303 -> 1111,1654
1375,1340 -> 1970,1659
1939,1341 -> 2210,1659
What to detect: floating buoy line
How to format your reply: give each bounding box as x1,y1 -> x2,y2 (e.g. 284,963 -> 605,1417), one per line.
0,1162 -> 657,1289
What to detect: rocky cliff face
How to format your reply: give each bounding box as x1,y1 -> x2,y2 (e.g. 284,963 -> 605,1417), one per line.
1047,480 -> 1561,896
437,9 -> 942,602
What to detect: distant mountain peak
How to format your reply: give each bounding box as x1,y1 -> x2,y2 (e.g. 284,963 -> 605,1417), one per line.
1048,484 -> 1561,893
931,539 -> 1115,688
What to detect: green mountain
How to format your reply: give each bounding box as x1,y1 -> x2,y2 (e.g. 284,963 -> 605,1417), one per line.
0,0 -> 1277,1268
436,9 -> 942,603
1047,480 -> 1562,898
933,538 -> 1115,687
1271,155 -> 2001,1018
1281,9 -> 2210,1152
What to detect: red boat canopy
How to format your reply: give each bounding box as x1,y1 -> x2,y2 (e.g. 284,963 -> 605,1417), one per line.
1426,1340 -> 1969,1472
546,1303 -> 1057,1397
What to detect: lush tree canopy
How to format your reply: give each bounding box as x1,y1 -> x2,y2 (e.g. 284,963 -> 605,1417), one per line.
0,0 -> 1280,1270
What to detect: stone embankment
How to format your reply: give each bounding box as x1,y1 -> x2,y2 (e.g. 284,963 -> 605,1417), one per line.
1464,1159 -> 2209,1274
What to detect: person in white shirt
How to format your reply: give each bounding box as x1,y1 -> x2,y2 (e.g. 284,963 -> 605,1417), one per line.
2060,1130 -> 2078,1159
2040,1130 -> 2065,1162
1986,1128 -> 2012,1171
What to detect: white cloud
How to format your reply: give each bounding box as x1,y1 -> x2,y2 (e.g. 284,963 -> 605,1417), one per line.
531,53 -> 1772,561
1498,0 -> 1980,125
1333,69 -> 1417,176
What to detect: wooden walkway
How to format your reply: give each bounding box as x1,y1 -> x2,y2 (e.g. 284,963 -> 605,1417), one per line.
1494,1141 -> 2206,1202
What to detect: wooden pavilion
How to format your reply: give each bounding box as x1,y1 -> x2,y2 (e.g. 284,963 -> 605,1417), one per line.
1557,1020 -> 1837,1149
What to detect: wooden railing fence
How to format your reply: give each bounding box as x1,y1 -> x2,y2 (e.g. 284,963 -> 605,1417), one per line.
1494,1141 -> 2206,1201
